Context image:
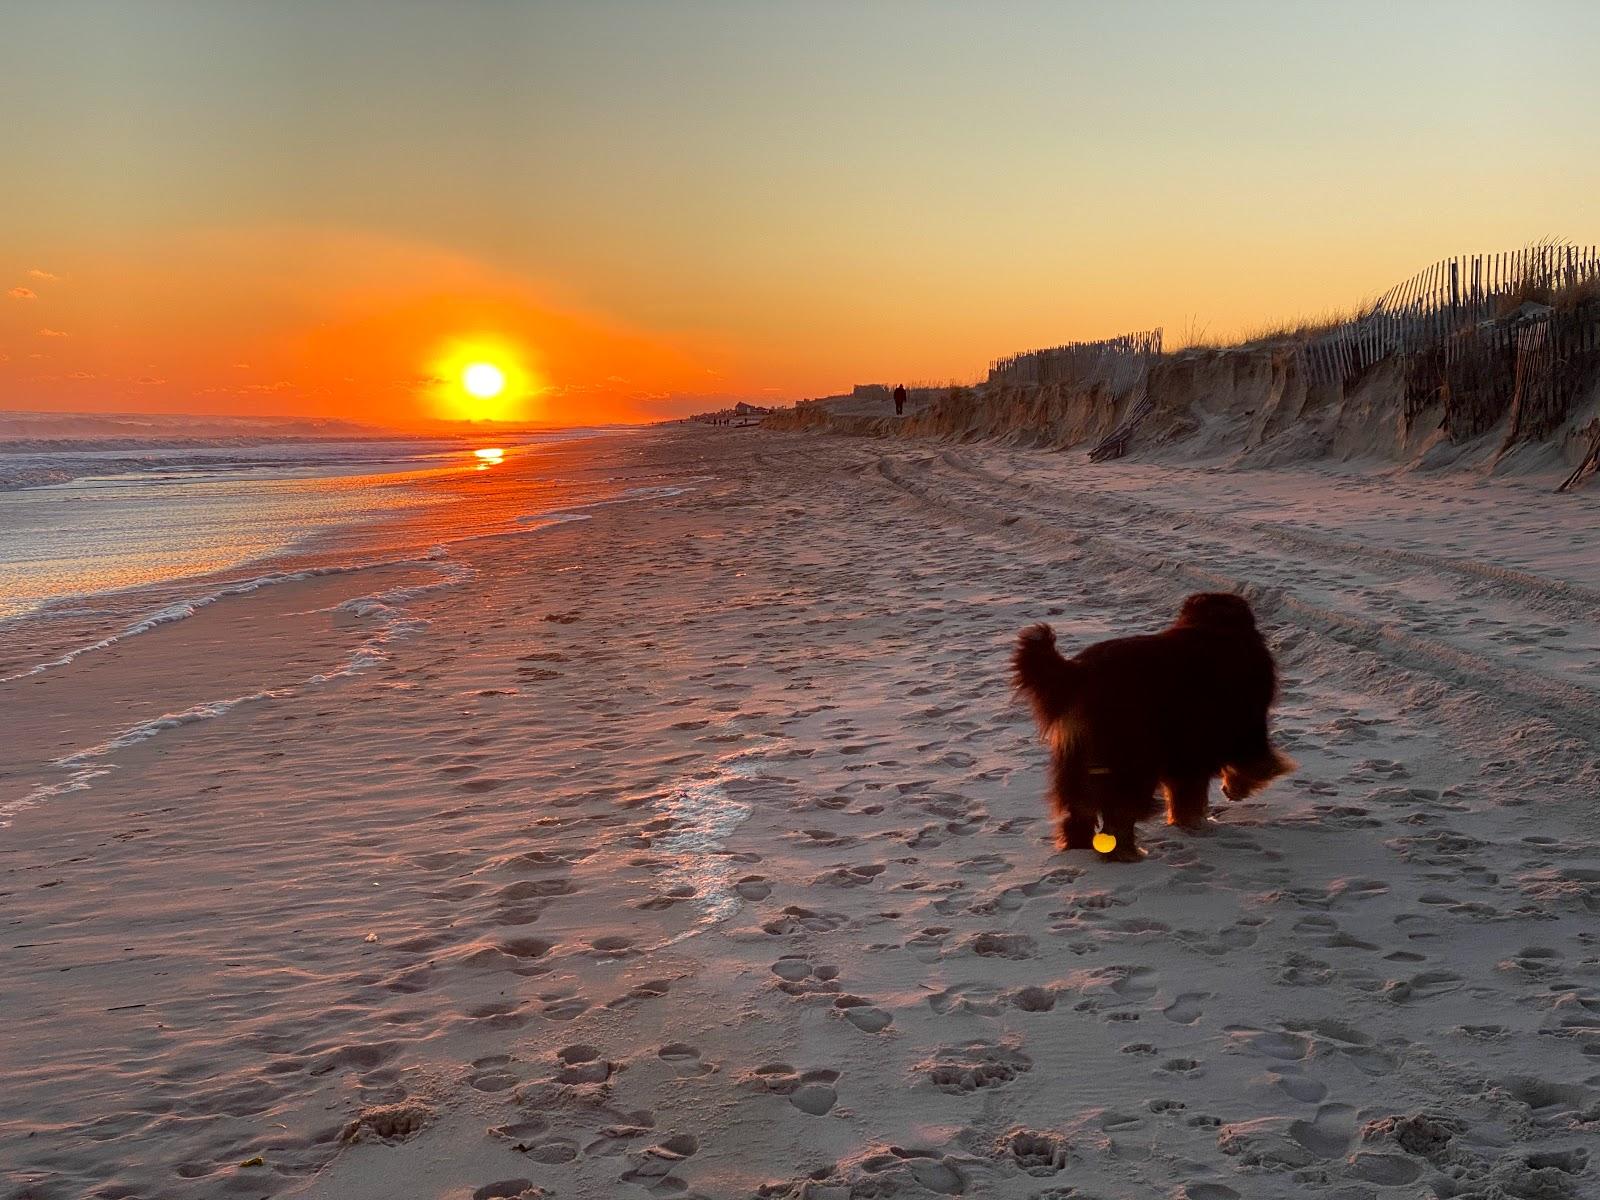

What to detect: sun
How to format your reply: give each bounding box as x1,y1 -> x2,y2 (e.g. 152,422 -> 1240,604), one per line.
427,337 -> 543,422
463,362 -> 505,399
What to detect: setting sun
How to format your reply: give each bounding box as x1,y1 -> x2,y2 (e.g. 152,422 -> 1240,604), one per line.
428,337 -> 542,423
463,362 -> 505,399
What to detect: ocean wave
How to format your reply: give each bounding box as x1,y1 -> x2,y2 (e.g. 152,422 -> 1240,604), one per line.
0,688 -> 288,828
0,443 -> 447,493
2,557 -> 475,827
1,476 -> 680,681
0,423 -> 640,492
515,484 -> 692,524
0,555 -> 457,683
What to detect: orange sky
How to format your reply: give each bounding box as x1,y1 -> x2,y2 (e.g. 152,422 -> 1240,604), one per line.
3,2 -> 1598,427
1,229 -> 733,426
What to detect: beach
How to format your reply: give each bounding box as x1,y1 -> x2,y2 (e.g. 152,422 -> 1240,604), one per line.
5,426 -> 1600,1200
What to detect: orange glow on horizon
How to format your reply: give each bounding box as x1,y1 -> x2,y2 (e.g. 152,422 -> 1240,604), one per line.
0,228 -> 733,428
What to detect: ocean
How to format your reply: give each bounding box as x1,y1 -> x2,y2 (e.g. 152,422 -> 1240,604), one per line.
0,418 -> 677,668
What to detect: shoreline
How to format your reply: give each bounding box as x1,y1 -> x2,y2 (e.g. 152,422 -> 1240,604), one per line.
4,427 -> 1599,1199
0,429 -> 644,665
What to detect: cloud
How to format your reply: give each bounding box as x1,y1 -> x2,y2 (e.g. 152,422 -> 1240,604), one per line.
27,269 -> 58,281
7,286 -> 36,300
38,327 -> 68,337
136,376 -> 167,385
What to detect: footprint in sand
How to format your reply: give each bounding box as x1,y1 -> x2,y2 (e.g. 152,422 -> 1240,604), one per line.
1002,1129 -> 1071,1176
814,863 -> 887,888
1008,985 -> 1056,1013
921,1041 -> 1032,1093
553,1044 -> 615,1085
472,1180 -> 547,1200
1109,965 -> 1159,1001
1227,1027 -> 1311,1061
770,956 -> 841,998
760,905 -> 848,935
520,1138 -> 580,1165
587,935 -> 637,959
1162,992 -> 1208,1024
618,1134 -> 700,1189
842,1006 -> 893,1033
1500,946 -> 1563,978
907,926 -> 953,962
489,1118 -> 578,1165
1288,1103 -> 1356,1159
657,1043 -> 714,1075
467,1054 -> 519,1092
605,978 -> 672,1010
734,874 -> 772,900
1272,1072 -> 1328,1103
488,1117 -> 549,1144
1380,969 -> 1464,1003
540,995 -> 589,1021
928,982 -> 1003,1017
964,931 -> 1038,960
737,1063 -> 840,1114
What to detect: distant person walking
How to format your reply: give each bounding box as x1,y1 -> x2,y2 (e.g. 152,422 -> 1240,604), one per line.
893,383 -> 906,416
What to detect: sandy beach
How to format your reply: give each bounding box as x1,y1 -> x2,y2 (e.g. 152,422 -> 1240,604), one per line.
5,427 -> 1600,1200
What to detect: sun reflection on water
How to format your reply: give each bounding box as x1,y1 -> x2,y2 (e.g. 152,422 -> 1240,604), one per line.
473,447 -> 505,469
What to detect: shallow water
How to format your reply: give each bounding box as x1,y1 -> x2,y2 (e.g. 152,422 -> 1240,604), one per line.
0,431 -> 619,623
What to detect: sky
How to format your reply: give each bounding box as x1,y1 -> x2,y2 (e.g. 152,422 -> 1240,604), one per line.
2,0 -> 1598,427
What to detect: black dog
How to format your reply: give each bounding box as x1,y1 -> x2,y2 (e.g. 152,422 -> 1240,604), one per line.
1012,592 -> 1293,861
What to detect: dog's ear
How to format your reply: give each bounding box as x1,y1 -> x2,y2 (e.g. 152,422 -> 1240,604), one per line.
1177,592 -> 1256,630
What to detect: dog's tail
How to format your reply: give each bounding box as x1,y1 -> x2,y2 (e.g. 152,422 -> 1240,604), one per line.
1012,623 -> 1078,734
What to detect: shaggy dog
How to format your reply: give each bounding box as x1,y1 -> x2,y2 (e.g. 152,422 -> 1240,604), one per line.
1012,592 -> 1294,862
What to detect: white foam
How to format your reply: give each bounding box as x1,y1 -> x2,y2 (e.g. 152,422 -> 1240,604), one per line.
0,766 -> 111,826
57,688 -> 290,770
2,555 -> 457,683
649,736 -> 781,947
3,556 -> 477,827
515,484 -> 692,524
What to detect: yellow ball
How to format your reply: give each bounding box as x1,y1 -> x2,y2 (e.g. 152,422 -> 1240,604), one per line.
1092,832 -> 1118,853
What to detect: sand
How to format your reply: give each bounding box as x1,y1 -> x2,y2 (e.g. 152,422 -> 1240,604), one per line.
4,428 -> 1600,1200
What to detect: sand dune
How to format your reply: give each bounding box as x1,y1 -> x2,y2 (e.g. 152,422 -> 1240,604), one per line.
4,429 -> 1599,1199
